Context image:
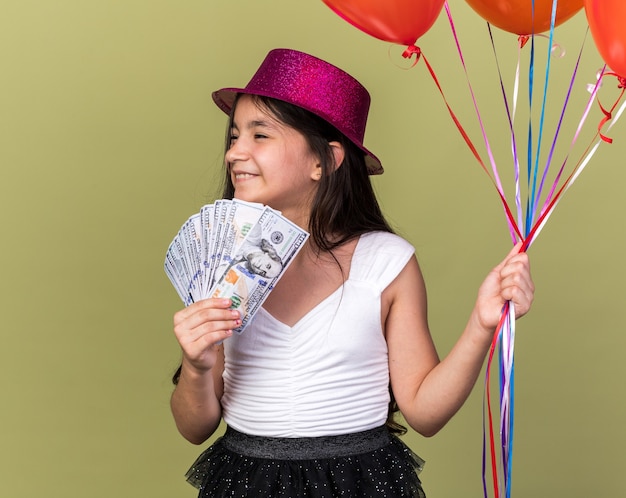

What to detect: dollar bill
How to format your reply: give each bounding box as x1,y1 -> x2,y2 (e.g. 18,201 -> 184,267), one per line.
164,200 -> 309,332
212,199 -> 265,287
164,216 -> 200,305
208,206 -> 309,333
199,203 -> 214,297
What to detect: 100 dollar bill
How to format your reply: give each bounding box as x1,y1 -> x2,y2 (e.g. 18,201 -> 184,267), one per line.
209,206 -> 309,333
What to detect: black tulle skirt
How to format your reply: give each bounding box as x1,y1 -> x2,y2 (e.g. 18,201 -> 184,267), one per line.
185,425 -> 426,497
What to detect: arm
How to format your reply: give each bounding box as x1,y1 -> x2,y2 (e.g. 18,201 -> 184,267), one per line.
386,243 -> 534,437
170,298 -> 241,444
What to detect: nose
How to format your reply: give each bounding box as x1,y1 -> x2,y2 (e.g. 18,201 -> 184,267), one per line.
225,136 -> 247,164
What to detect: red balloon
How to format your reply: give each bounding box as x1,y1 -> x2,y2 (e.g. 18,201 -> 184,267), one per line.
585,0 -> 626,78
322,0 -> 446,46
464,0 -> 584,35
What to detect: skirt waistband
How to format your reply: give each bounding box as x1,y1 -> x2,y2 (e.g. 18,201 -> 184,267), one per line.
221,425 -> 392,460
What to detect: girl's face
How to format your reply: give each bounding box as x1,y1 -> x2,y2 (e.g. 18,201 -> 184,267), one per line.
226,95 -> 321,220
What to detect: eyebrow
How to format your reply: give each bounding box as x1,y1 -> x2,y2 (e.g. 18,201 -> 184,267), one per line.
231,119 -> 279,131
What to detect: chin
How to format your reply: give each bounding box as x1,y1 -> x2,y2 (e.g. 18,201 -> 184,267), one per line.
233,192 -> 257,202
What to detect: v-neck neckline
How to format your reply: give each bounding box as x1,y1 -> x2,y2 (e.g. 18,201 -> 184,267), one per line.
258,234 -> 365,329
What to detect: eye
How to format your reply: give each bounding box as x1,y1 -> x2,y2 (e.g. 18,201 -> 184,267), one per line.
254,133 -> 268,139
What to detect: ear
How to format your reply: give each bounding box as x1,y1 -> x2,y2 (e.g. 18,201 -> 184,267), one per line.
310,163 -> 323,181
310,141 -> 345,181
329,141 -> 345,171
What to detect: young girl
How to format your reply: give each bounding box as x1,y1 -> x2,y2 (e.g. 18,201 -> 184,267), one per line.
170,48 -> 534,497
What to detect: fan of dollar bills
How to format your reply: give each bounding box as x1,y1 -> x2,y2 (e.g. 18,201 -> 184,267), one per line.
164,199 -> 309,334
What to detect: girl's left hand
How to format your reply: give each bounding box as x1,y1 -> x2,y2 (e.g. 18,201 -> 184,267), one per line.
474,242 -> 535,332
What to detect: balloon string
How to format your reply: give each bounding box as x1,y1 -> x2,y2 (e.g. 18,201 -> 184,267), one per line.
430,3 -> 623,498
525,84 -> 626,249
523,11 -> 535,237
529,67 -> 626,250
431,2 -> 623,494
528,0 -> 558,233
486,23 -> 524,242
513,39 -> 524,232
443,2 -> 517,242
533,29 -> 588,226
405,44 -> 523,242
439,1 -> 522,242
596,73 -> 626,143
441,1 -> 526,492
484,242 -> 524,498
527,0 -> 559,233
502,303 -> 515,498
438,10 -> 530,492
483,303 -> 509,498
537,56 -> 601,224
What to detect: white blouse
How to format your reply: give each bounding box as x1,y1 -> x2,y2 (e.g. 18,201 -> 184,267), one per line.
221,231 -> 415,437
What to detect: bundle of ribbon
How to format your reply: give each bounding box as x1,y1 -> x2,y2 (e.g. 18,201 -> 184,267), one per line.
321,1 -> 626,496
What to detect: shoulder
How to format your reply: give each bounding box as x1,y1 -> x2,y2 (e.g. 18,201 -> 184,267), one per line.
357,231 -> 414,255
356,231 -> 415,269
351,231 -> 416,291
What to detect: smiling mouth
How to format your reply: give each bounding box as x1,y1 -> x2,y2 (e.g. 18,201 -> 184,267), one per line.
234,173 -> 256,181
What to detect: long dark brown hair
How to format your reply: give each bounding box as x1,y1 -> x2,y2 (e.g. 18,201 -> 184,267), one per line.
174,94 -> 406,435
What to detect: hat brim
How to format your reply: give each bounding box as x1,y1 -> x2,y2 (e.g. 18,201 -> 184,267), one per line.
212,88 -> 384,176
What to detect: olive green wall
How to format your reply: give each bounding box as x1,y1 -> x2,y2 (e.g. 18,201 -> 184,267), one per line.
2,1 -> 624,496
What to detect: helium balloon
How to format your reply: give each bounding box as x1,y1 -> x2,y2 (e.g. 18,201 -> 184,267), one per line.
464,0 -> 584,35
585,0 -> 626,78
322,0 -> 446,46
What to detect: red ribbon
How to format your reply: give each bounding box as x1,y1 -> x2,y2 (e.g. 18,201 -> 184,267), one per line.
401,44 -> 422,69
596,72 -> 626,144
405,48 -> 523,242
518,35 -> 530,49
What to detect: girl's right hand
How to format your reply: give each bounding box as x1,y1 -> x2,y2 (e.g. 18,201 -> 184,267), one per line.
173,298 -> 241,374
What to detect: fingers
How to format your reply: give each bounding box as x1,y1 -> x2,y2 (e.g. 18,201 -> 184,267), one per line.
498,250 -> 534,316
174,298 -> 232,324
474,244 -> 535,331
173,298 -> 242,360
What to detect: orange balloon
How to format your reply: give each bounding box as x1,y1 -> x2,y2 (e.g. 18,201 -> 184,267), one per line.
322,0 -> 446,46
464,0 -> 584,35
585,0 -> 626,78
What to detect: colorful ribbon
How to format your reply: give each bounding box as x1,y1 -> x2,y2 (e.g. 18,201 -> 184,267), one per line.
416,1 -> 626,497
